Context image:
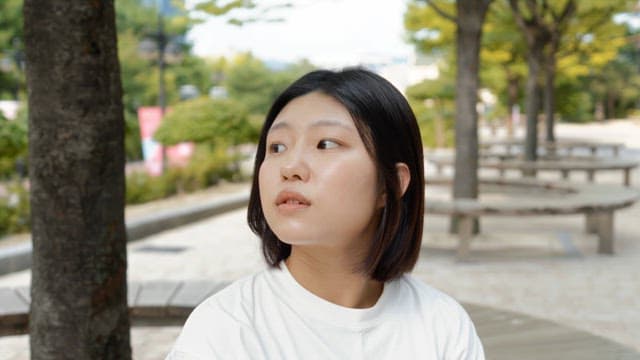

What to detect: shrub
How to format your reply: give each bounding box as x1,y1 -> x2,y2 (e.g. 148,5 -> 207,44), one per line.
0,181 -> 30,236
125,145 -> 244,205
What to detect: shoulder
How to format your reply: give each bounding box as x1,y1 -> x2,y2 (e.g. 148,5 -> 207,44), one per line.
166,271 -> 268,359
394,275 -> 485,359
397,275 -> 468,314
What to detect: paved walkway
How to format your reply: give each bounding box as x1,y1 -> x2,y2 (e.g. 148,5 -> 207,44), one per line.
1,120 -> 639,359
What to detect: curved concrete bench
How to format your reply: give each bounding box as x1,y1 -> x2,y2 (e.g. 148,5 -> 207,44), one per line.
480,138 -> 625,157
0,280 -> 230,336
2,280 -> 638,359
0,191 -> 250,275
425,177 -> 640,260
427,154 -> 638,186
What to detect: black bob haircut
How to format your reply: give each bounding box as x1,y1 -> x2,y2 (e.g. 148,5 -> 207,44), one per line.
247,68 -> 425,282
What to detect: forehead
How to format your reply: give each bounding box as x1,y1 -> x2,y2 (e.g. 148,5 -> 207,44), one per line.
270,92 -> 357,131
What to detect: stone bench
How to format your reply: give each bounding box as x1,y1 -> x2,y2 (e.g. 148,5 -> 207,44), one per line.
427,154 -> 638,186
2,280 -> 638,359
0,280 -> 231,336
480,139 -> 625,157
425,177 -> 640,260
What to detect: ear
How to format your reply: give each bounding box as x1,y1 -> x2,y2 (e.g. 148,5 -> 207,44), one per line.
377,163 -> 412,208
395,162 -> 411,198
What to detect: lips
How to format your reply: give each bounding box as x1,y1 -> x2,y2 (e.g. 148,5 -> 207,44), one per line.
275,190 -> 311,211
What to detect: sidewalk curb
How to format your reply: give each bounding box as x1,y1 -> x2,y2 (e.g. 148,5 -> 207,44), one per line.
0,191 -> 250,276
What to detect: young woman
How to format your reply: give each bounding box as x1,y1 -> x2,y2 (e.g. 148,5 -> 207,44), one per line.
167,68 -> 484,359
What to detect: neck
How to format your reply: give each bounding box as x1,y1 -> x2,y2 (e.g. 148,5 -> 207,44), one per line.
285,247 -> 383,309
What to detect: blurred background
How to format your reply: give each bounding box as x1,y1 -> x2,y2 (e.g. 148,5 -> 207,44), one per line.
2,1 -> 640,358
1,1 -> 639,236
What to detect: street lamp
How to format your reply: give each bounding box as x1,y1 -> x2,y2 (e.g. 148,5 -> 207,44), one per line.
138,2 -> 183,172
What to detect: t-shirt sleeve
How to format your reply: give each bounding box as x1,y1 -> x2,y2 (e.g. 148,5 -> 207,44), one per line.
165,297 -> 264,360
443,299 -> 485,360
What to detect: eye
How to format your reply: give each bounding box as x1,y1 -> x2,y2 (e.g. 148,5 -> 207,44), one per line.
268,143 -> 287,154
317,139 -> 339,150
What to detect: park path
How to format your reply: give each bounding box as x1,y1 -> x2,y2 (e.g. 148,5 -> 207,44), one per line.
0,119 -> 639,359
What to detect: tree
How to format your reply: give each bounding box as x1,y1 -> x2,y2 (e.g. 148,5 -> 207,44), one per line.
0,108 -> 28,178
24,0 -> 131,358
508,0 -> 575,159
224,53 -> 315,117
405,73 -> 456,148
115,0 -> 210,161
0,0 -> 24,100
154,97 -> 257,147
480,3 -> 527,135
508,0 -> 631,157
408,0 -> 493,208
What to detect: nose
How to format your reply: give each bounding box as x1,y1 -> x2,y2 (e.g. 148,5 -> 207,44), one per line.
280,152 -> 310,182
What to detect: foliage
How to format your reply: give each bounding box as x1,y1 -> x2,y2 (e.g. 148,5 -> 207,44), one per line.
193,0 -> 292,26
0,0 -> 24,100
0,181 -> 30,236
125,145 -> 240,204
153,96 -> 258,147
224,53 -> 316,116
0,106 -> 28,178
581,41 -> 640,120
554,78 -> 593,122
411,100 -> 455,148
404,0 -> 638,124
115,0 -> 213,161
404,1 -> 456,55
405,76 -> 456,148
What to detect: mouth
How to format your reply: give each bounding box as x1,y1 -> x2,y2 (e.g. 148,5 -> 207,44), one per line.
275,191 -> 311,210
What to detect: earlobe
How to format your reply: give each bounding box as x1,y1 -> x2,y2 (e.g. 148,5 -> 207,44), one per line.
396,163 -> 411,198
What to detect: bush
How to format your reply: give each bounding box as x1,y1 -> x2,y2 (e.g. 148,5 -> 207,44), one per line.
153,97 -> 259,148
0,107 -> 28,179
409,100 -> 455,149
0,181 -> 30,236
125,145 -> 244,205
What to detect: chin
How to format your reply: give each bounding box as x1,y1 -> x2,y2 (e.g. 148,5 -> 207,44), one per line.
274,234 -> 314,246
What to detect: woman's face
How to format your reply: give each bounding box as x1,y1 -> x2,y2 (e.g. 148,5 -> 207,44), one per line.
259,91 -> 383,252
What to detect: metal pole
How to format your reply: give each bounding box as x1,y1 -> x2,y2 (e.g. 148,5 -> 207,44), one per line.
157,10 -> 168,172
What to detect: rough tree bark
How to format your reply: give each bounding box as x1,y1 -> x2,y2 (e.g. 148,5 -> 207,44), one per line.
24,1 -> 131,358
425,0 -> 493,234
453,0 -> 492,202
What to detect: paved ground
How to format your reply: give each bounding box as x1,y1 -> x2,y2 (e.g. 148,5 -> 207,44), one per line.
1,119 -> 639,359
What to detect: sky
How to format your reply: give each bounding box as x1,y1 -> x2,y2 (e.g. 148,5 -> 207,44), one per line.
186,0 -> 415,67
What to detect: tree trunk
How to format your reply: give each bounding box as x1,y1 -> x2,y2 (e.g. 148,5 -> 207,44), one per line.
435,100 -> 445,149
453,1 -> 490,201
543,56 -> 556,142
506,71 -> 520,137
606,92 -> 616,120
595,100 -> 604,122
24,1 -> 131,359
450,0 -> 492,234
522,36 -> 545,162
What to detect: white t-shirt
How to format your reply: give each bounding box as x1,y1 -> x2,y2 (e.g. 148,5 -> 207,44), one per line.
166,264 -> 484,359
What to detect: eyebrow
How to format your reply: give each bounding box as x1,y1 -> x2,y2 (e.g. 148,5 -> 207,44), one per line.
269,119 -> 355,133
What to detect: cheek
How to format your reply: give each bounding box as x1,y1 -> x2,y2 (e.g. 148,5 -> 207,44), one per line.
318,160 -> 380,212
258,161 -> 276,207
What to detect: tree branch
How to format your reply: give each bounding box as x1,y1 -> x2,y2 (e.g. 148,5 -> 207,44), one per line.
423,0 -> 458,24
558,0 -> 576,23
525,0 -> 541,24
557,6 -> 616,58
509,0 -> 527,30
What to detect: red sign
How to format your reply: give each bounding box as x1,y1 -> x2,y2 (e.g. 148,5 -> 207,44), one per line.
137,106 -> 194,176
